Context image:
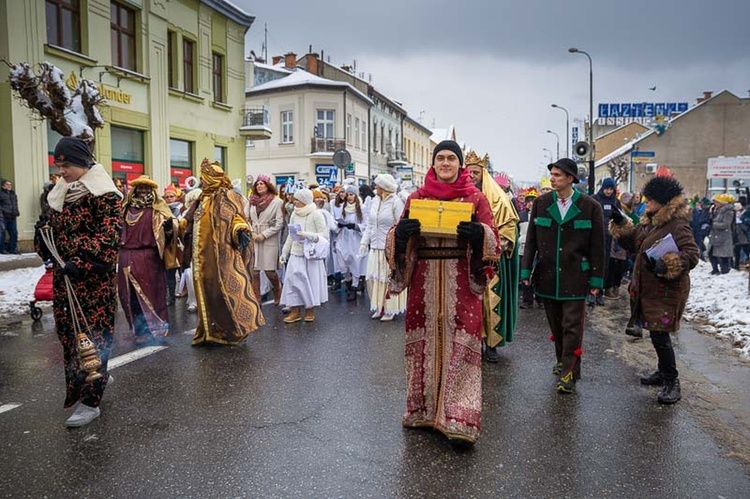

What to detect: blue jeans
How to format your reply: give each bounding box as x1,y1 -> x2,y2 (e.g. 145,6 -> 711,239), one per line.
0,217 -> 16,252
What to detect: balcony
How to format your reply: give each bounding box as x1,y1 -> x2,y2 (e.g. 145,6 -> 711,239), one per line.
386,146 -> 408,166
239,106 -> 272,140
310,137 -> 346,154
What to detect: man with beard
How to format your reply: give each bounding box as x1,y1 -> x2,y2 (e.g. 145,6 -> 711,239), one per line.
183,159 -> 264,345
118,176 -> 179,343
466,151 -> 520,363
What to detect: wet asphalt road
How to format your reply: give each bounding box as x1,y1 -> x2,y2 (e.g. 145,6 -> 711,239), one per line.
1,292 -> 749,498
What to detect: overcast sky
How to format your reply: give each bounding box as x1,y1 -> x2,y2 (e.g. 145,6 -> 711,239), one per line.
234,0 -> 750,182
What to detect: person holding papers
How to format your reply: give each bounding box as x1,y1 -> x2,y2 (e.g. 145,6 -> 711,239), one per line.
609,176 -> 699,405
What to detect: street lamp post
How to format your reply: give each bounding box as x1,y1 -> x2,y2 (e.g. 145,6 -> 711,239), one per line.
546,129 -> 560,161
568,47 -> 594,195
551,104 -> 570,158
542,148 -> 553,164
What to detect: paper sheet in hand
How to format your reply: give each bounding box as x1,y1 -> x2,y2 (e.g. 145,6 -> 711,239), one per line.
645,233 -> 679,259
289,224 -> 304,242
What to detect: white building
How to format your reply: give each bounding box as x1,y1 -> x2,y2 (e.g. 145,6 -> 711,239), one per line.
245,56 -> 372,187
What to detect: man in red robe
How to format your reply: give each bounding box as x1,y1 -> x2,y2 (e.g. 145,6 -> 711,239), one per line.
386,140 -> 500,446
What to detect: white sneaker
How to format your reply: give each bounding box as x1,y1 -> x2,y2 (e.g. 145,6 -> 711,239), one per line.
187,304 -> 197,313
65,403 -> 101,427
380,313 -> 395,322
371,311 -> 382,319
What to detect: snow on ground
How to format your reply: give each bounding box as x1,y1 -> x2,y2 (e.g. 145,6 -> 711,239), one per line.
684,260 -> 750,358
0,265 -> 47,319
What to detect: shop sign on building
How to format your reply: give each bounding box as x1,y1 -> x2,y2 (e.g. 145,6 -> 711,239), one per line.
65,72 -> 133,105
596,102 -> 688,126
707,156 -> 750,179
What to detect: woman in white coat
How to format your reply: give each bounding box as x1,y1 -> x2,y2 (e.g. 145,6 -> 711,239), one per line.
359,174 -> 406,321
248,175 -> 284,304
279,188 -> 329,323
335,185 -> 366,301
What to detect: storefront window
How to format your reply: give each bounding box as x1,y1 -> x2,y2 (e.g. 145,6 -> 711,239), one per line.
111,125 -> 145,190
214,146 -> 226,167
170,138 -> 193,188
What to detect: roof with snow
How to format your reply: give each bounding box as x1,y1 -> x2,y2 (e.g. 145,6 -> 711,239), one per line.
430,125 -> 456,144
246,69 -> 373,105
202,0 -> 254,28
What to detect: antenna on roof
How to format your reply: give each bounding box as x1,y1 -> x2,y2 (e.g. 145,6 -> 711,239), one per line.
263,23 -> 268,62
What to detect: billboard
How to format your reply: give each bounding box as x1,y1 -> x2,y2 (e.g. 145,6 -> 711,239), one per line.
707,156 -> 750,179
597,102 -> 689,126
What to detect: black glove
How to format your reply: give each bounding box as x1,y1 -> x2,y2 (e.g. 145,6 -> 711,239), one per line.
346,223 -> 356,230
61,260 -> 83,279
395,218 -> 421,241
456,221 -> 484,244
34,217 -> 51,261
337,221 -> 347,228
653,258 -> 667,276
611,206 -> 625,225
238,230 -> 251,250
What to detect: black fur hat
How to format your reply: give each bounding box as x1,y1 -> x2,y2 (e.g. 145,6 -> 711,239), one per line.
642,176 -> 683,205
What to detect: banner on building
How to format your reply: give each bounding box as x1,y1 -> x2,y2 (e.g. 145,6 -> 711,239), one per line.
707,156 -> 750,179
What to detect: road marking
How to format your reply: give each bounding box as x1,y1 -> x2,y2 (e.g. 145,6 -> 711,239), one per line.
0,404 -> 22,414
108,346 -> 167,370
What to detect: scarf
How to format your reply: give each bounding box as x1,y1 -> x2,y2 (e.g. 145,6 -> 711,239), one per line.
123,189 -> 174,221
249,192 -> 275,214
293,203 -> 317,218
344,203 -> 357,213
47,163 -> 123,212
418,167 -> 478,200
128,191 -> 155,210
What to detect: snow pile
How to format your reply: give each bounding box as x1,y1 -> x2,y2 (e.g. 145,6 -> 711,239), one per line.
684,260 -> 750,358
0,266 -> 47,319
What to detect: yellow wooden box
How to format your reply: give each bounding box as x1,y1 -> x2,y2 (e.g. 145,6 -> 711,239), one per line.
410,199 -> 473,237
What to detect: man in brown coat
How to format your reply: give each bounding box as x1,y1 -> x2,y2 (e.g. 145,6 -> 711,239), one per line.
521,158 -> 605,393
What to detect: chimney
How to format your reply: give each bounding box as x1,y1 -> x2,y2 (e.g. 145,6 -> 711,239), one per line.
696,90 -> 714,104
307,52 -> 320,75
284,52 -> 297,69
272,55 -> 283,65
341,64 -> 352,73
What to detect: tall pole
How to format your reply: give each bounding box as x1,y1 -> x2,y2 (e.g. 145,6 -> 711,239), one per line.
551,104 -> 570,157
543,148 -> 553,164
569,48 -> 595,194
546,130 -> 560,160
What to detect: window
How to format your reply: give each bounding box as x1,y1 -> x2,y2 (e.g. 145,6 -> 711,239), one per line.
170,138 -> 193,188
111,126 -> 145,187
167,30 -> 176,88
346,114 -> 352,145
281,110 -> 294,144
110,2 -> 136,71
183,39 -> 195,94
212,52 -> 224,102
361,120 -> 366,151
316,109 -> 335,139
46,0 -> 81,52
380,124 -> 385,153
214,146 -> 226,167
354,118 -> 360,149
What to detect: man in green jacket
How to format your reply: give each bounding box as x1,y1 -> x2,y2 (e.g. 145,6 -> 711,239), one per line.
521,158 -> 605,393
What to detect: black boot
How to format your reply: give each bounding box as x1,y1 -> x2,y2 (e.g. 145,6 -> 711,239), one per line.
657,379 -> 681,404
640,371 -> 664,386
345,281 -> 357,301
358,276 -> 366,295
484,344 -> 499,363
625,325 -> 644,338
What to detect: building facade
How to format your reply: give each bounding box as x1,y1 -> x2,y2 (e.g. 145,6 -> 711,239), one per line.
0,0 -> 254,245
595,91 -> 750,196
403,116 -> 431,186
245,58 -> 372,187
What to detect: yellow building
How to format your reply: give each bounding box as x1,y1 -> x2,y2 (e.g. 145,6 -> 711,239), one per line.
403,116 -> 431,186
0,0 -> 257,245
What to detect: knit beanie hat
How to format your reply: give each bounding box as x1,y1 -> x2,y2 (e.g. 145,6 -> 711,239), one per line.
374,173 -> 398,192
432,140 -> 464,166
53,137 -> 94,168
602,177 -> 616,189
345,185 -> 359,196
294,188 -> 313,205
642,176 -> 683,205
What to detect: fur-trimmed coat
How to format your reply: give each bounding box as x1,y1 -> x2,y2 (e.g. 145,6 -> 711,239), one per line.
610,195 -> 699,332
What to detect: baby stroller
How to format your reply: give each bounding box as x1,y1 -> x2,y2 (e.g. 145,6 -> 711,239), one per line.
29,263 -> 54,322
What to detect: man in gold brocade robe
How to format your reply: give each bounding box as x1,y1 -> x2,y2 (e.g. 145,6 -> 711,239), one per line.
466,151 -> 520,363
183,159 -> 264,345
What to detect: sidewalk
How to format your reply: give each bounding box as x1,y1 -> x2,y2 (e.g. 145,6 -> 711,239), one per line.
0,253 -> 43,272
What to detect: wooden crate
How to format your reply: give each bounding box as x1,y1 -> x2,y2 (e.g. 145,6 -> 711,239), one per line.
410,199 -> 473,237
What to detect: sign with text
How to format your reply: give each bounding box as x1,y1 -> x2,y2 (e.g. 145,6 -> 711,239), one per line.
707,156 -> 750,179
597,102 -> 688,126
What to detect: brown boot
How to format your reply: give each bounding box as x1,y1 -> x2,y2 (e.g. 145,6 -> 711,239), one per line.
304,308 -> 315,322
283,307 -> 301,323
268,271 -> 282,305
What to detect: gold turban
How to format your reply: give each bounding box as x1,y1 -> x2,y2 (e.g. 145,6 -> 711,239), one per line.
200,158 -> 233,195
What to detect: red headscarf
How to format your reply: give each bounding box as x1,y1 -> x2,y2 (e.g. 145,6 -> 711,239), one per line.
418,167 -> 478,200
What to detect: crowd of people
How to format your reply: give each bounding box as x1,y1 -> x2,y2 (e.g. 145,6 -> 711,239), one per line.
33,136 -> 743,448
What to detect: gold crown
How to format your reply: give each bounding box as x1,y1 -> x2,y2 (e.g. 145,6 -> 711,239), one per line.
464,150 -> 489,169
